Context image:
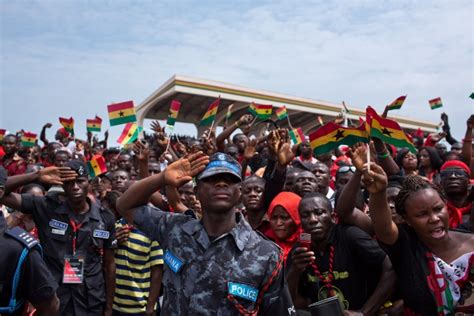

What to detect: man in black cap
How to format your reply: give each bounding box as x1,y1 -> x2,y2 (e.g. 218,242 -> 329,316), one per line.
117,152 -> 296,315
0,161 -> 117,316
0,166 -> 60,315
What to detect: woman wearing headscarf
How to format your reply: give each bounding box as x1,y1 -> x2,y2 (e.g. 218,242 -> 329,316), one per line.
265,192 -> 302,263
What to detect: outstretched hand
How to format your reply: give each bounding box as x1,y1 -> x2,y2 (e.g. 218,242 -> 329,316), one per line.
361,162 -> 388,194
243,138 -> 257,160
133,140 -> 149,162
38,167 -> 78,185
347,142 -> 368,171
164,152 -> 209,187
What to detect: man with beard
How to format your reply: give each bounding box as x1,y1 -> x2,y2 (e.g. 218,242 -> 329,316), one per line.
0,161 -> 117,315
117,152 -> 296,315
287,193 -> 395,314
440,160 -> 472,228
0,134 -> 27,176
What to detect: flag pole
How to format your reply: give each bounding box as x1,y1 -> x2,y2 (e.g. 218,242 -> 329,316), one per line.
367,140 -> 371,172
286,115 -> 294,130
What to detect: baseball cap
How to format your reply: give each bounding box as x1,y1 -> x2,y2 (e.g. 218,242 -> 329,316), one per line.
197,153 -> 242,182
66,160 -> 89,177
0,166 -> 7,187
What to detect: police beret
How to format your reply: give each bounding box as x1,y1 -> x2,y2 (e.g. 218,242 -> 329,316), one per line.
197,152 -> 242,182
66,160 -> 89,177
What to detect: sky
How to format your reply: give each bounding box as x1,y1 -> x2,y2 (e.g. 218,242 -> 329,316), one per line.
1,0 -> 473,145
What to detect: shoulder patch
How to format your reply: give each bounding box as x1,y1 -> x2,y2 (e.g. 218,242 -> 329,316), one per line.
5,226 -> 39,249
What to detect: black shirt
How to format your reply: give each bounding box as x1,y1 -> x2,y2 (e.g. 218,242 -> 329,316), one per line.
20,194 -> 116,315
0,213 -> 58,315
294,224 -> 386,311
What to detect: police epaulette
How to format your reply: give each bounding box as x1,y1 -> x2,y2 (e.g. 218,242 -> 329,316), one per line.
5,226 -> 39,249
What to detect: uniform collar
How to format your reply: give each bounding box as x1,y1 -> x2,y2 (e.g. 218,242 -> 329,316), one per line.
181,212 -> 251,252
56,197 -> 101,221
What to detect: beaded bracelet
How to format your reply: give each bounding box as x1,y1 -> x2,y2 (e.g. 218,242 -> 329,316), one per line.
377,151 -> 390,159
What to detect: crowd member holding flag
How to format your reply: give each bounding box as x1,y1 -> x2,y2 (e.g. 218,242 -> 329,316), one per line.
362,160 -> 474,314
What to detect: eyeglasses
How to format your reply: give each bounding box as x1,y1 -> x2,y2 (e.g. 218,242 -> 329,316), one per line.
440,169 -> 469,178
337,166 -> 356,174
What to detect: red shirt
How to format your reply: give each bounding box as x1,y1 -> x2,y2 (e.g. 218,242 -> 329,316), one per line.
0,153 -> 26,176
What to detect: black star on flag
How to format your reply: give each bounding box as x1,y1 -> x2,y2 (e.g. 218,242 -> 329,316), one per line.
381,128 -> 393,136
119,111 -> 124,117
334,129 -> 345,141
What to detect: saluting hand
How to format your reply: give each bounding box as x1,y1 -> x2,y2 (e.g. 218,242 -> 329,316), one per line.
164,152 -> 209,187
38,166 -> 77,185
361,163 -> 388,194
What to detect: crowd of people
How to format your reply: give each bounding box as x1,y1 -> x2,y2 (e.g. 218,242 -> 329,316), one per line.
0,109 -> 473,316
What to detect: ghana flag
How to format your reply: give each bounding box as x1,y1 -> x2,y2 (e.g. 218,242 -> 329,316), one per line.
366,106 -> 416,153
200,98 -> 220,126
429,97 -> 443,110
249,103 -> 272,119
59,117 -> 74,135
87,155 -> 107,177
275,106 -> 288,120
387,95 -> 406,111
87,116 -> 102,132
108,101 -> 136,126
289,128 -> 305,145
117,123 -> 142,145
0,129 -> 5,143
309,122 -> 368,155
21,132 -> 37,147
167,100 -> 181,128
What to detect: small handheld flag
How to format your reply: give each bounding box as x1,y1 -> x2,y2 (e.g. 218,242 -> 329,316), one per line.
87,116 -> 102,132
117,123 -> 142,145
366,106 -> 416,153
428,97 -> 443,110
387,95 -> 406,111
200,98 -> 220,126
249,103 -> 273,119
21,132 -> 37,148
166,100 -> 181,129
289,128 -> 305,145
309,123 -> 368,155
59,117 -> 74,135
87,155 -> 107,177
275,106 -> 288,120
0,129 -> 5,143
108,101 -> 136,126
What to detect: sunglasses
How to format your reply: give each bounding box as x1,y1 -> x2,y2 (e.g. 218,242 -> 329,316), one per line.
337,165 -> 356,174
440,169 -> 469,178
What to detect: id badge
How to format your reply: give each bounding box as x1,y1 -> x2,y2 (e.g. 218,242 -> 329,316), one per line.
63,255 -> 84,284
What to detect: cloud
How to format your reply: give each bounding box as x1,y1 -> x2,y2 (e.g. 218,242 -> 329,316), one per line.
1,0 -> 472,142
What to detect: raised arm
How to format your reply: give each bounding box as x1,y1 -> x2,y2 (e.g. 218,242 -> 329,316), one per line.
132,140 -> 150,179
40,123 -> 52,146
117,152 -> 209,223
335,144 -> 373,234
462,115 -> 473,175
216,114 -> 253,152
1,167 -> 77,210
363,162 -> 399,245
372,138 -> 400,176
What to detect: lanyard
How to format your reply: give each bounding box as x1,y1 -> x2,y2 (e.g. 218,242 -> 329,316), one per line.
311,244 -> 335,297
69,220 -> 83,255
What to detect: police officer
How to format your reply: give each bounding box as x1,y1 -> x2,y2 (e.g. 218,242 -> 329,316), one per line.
118,152 -> 296,315
0,166 -> 60,315
0,161 -> 117,316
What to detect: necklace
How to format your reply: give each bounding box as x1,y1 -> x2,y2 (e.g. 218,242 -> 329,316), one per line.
311,244 -> 335,297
